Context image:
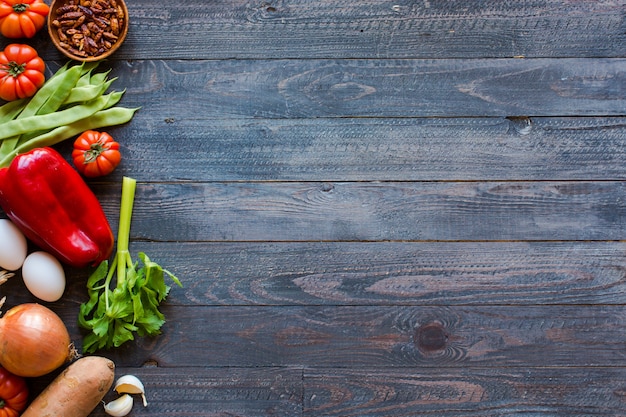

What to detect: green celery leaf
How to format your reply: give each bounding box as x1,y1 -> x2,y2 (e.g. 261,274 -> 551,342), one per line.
130,291 -> 145,323
79,261 -> 109,319
86,315 -> 111,337
108,286 -> 134,319
135,312 -> 166,337
113,320 -> 138,347
82,331 -> 105,353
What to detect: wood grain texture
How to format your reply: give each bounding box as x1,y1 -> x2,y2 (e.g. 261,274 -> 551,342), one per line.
54,116 -> 626,182
47,304 -> 626,369
63,241 -> 626,307
3,242 -> 626,307
1,1 -> 625,415
85,181 -> 626,242
5,240 -> 626,308
6,240 -> 626,310
28,366 -> 626,416
32,0 -> 626,59
303,367 -> 626,416
68,58 -> 626,118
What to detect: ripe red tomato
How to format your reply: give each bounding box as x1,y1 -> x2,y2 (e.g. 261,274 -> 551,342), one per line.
72,130 -> 122,177
0,367 -> 28,417
0,43 -> 44,101
0,0 -> 50,39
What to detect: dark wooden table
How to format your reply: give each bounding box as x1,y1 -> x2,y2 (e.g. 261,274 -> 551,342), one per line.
2,1 -> 626,415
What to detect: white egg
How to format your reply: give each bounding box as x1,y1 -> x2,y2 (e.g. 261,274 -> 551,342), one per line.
0,219 -> 28,271
22,251 -> 66,302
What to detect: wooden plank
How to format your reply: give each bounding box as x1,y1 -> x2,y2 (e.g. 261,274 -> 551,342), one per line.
64,58 -> 626,118
28,366 -> 303,417
7,241 -> 626,308
88,181 -> 626,242
25,364 -> 626,416
36,0 -> 626,59
38,305 -> 626,368
53,117 -> 626,182
55,241 -> 626,307
303,367 -> 626,416
8,239 -> 624,308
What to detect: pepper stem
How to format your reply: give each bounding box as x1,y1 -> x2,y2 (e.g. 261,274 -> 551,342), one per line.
116,177 -> 136,286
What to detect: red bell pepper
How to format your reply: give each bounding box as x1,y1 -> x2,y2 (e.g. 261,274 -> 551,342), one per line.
0,147 -> 114,267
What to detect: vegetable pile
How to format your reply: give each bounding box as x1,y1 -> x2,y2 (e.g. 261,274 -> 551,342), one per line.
0,1 -> 182,416
0,58 -> 138,168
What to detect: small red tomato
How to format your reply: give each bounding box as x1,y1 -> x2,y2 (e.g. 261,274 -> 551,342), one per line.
0,43 -> 44,101
72,130 -> 122,177
0,367 -> 28,417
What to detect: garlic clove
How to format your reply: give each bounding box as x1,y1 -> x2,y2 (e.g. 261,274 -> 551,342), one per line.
104,394 -> 134,417
114,374 -> 148,407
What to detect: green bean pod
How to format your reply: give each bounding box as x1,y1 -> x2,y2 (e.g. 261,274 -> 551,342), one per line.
19,63 -> 78,118
0,64 -> 84,155
62,78 -> 116,106
0,106 -> 140,168
0,61 -> 137,168
89,68 -> 113,86
0,98 -> 28,122
14,90 -> 124,149
14,82 -> 116,146
0,92 -> 124,141
74,62 -> 101,87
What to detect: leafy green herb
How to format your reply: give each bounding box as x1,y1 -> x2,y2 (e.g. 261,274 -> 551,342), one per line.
79,177 -> 182,353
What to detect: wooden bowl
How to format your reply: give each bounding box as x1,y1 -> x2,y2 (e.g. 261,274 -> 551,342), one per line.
47,0 -> 129,62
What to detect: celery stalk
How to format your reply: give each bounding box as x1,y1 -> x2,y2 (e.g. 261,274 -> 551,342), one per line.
116,176 -> 136,286
78,177 -> 182,353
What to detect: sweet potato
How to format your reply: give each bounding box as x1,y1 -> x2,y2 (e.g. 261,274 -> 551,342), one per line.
22,356 -> 115,417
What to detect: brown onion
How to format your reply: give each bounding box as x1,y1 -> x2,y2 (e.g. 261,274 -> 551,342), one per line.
0,303 -> 74,377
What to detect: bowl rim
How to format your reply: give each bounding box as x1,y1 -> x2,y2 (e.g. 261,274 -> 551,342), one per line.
47,0 -> 129,62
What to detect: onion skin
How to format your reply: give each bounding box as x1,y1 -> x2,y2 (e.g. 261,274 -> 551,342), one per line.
0,303 -> 72,377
